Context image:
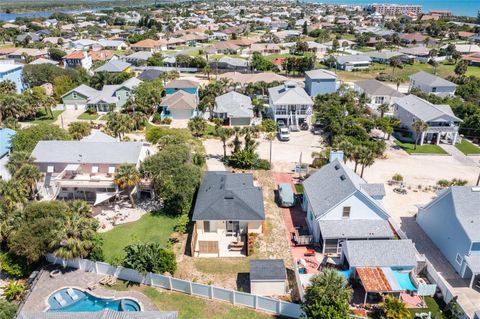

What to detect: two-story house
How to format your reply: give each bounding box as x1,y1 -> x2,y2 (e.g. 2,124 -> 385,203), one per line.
417,186 -> 480,287
304,69 -> 338,97
191,172 -> 265,257
0,64 -> 24,93
302,153 -> 394,254
62,51 -> 92,70
409,71 -> 457,96
354,79 -> 405,116
165,79 -> 199,96
268,81 -> 314,128
31,131 -> 152,203
393,95 -> 462,145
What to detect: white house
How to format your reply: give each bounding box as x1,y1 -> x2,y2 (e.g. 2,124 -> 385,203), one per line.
354,79 -> 405,116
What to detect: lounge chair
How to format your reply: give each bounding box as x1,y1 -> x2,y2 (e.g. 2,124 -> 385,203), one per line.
54,293 -> 67,307
87,282 -> 98,290
66,288 -> 79,301
99,275 -> 112,285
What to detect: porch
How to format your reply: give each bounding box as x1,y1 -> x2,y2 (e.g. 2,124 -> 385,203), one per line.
419,126 -> 459,146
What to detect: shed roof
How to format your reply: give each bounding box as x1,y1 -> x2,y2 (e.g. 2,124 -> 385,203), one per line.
250,259 -> 286,281
305,69 -> 337,80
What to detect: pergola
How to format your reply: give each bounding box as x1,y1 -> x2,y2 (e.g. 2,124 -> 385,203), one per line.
465,255 -> 480,288
356,267 -> 400,305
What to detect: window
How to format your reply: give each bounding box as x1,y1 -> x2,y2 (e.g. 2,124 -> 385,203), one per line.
204,221 -> 211,232
47,165 -> 54,173
472,242 -> 480,251
342,206 -> 351,218
456,254 -> 463,265
432,87 -> 437,93
92,166 -> 99,173
72,92 -> 77,99
108,166 -> 115,174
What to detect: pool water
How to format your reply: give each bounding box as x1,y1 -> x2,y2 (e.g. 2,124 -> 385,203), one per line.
393,270 -> 417,291
48,288 -> 141,312
337,269 -> 352,280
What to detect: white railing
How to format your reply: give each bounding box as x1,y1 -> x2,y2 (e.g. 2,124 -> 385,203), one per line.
46,255 -> 304,318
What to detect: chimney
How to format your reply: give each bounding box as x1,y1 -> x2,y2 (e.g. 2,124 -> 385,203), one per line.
329,150 -> 344,163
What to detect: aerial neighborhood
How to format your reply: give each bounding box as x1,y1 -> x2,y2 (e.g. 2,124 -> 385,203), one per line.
1,1 -> 480,319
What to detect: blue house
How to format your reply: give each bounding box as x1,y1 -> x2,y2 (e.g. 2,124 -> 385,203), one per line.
0,128 -> 16,158
417,186 -> 480,287
165,79 -> 199,96
0,64 -> 24,93
304,69 -> 338,97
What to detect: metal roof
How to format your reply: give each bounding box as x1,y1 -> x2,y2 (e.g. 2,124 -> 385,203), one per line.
343,239 -> 417,268
192,172 -> 264,221
319,219 -> 394,239
394,95 -> 462,123
250,259 -> 286,281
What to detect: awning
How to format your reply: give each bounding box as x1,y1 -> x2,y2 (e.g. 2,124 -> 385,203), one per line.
94,191 -> 118,206
357,267 -> 393,293
65,164 -> 80,171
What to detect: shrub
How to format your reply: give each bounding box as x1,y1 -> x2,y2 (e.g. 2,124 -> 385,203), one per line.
261,118 -> 277,133
174,214 -> 189,234
151,113 -> 161,124
392,174 -> 403,182
162,117 -> 172,125
0,299 -> 17,319
226,149 -> 256,169
253,158 -> 271,170
437,179 -> 450,187
0,253 -> 30,278
123,242 -> 176,274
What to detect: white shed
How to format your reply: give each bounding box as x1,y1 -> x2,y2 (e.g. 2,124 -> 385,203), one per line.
250,259 -> 288,296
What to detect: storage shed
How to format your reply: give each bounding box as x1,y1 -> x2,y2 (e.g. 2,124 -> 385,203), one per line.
250,259 -> 287,296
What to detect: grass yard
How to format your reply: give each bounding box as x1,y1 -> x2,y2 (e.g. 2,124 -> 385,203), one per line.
408,296 -> 445,319
100,213 -> 177,263
77,112 -> 100,120
394,140 -> 448,155
294,184 -> 304,194
455,139 -> 480,155
98,114 -> 110,121
27,109 -> 64,124
193,258 -> 250,275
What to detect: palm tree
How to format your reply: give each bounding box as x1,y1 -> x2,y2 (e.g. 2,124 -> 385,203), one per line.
229,126 -> 243,153
382,295 -> 410,319
1,281 -> 25,302
6,151 -> 34,175
360,148 -> 375,178
378,103 -> 389,118
114,164 -> 141,207
389,56 -> 401,76
412,120 -> 428,149
188,116 -> 207,137
202,64 -> 212,80
217,127 -> 234,158
0,179 -> 28,213
13,164 -> 42,200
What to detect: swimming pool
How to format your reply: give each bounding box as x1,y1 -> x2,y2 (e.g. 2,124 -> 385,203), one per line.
48,288 -> 141,312
337,269 -> 352,280
392,270 -> 417,291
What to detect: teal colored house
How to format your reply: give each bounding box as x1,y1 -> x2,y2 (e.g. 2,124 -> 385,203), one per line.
417,186 -> 480,287
0,64 -> 24,93
0,128 -> 16,158
165,79 -> 199,96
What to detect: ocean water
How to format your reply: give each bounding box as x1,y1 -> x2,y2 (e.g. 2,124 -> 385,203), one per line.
306,0 -> 479,17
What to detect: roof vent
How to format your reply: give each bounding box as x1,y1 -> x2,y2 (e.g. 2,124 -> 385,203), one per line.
340,175 -> 346,181
471,187 -> 480,192
334,164 -> 340,170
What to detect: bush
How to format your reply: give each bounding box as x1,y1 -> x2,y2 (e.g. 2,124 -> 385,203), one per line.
437,179 -> 450,187
123,242 -> 177,274
151,113 -> 161,124
392,174 -> 403,182
253,158 -> 271,170
0,299 -> 17,319
226,149 -> 256,169
375,73 -> 397,82
174,214 -> 189,234
0,253 -> 30,278
261,118 -> 277,133
162,117 -> 172,125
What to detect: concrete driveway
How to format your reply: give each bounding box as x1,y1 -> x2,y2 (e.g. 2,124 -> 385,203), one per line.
54,109 -> 84,128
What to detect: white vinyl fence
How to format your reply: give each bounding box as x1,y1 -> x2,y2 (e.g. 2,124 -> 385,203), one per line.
46,255 -> 303,318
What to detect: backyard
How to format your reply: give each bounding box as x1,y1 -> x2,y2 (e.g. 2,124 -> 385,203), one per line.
394,140 -> 448,155
407,296 -> 446,319
24,109 -> 64,124
110,281 -> 278,319
455,139 -> 480,155
100,213 -> 177,263
77,111 -> 100,120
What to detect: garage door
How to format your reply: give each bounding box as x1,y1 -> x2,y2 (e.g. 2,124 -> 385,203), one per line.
230,117 -> 251,126
170,109 -> 193,120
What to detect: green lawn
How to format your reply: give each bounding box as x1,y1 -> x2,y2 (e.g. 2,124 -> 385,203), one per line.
77,112 -> 100,120
98,114 -> 110,121
193,258 -> 250,275
100,213 -> 177,263
27,110 -> 64,124
455,139 -> 480,155
394,140 -> 448,155
294,184 -> 304,194
408,296 -> 445,319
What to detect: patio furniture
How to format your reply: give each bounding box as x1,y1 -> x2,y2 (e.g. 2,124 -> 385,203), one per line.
293,227 -> 313,246
229,241 -> 244,251
49,269 -> 61,278
304,248 -> 315,257
54,293 -> 67,307
66,288 -> 79,301
87,282 -> 98,290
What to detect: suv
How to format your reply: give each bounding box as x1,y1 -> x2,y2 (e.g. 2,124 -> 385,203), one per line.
278,127 -> 290,141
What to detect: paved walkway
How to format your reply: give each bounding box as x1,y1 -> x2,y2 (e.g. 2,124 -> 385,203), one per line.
54,109 -> 84,129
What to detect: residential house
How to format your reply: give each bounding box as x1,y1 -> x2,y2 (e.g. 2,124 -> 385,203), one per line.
0,128 -> 16,159
89,50 -> 116,62
159,90 -> 197,120
399,46 -> 431,62
409,71 -> 457,96
138,69 -> 164,81
31,131 -> 152,203
63,51 -> 93,70
206,42 -> 240,55
61,77 -> 141,112
302,156 -> 393,254
0,64 -> 24,93
400,33 -> 428,45
334,54 -> 371,71
94,60 -> 132,74
212,56 -> 249,72
165,79 -> 199,96
354,79 -> 405,115
69,39 -> 99,51
7,48 -> 47,63
417,186 -> 480,286
393,94 -> 462,145
121,51 -> 153,66
250,43 -> 281,54
29,58 -> 59,65
16,32 -> 41,43
368,51 -> 411,64
130,39 -> 167,53
268,81 -> 314,128
463,52 -> 480,66
214,91 -> 254,126
97,39 -> 128,51
208,32 -> 228,41
191,172 -> 265,257
304,69 -> 338,97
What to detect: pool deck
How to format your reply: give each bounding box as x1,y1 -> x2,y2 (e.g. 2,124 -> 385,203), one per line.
20,267 -> 157,313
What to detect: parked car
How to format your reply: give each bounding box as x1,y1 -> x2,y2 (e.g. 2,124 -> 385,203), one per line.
278,127 -> 290,141
300,122 -> 309,130
278,183 -> 295,207
277,120 -> 286,128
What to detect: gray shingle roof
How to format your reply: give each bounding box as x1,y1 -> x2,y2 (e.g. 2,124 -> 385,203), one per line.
355,80 -> 404,98
218,56 -> 248,67
214,91 -> 253,118
18,310 -> 178,319
95,60 -> 132,73
335,54 -> 371,64
394,95 -> 462,123
63,84 -> 100,99
268,82 -> 313,106
250,259 -> 286,281
343,239 -> 417,268
360,183 -> 386,197
305,69 -> 337,80
161,90 -> 197,110
165,79 -> 199,89
192,172 -> 264,221
32,140 -> 144,165
409,71 -> 457,88
302,160 -> 389,219
319,219 -> 394,239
